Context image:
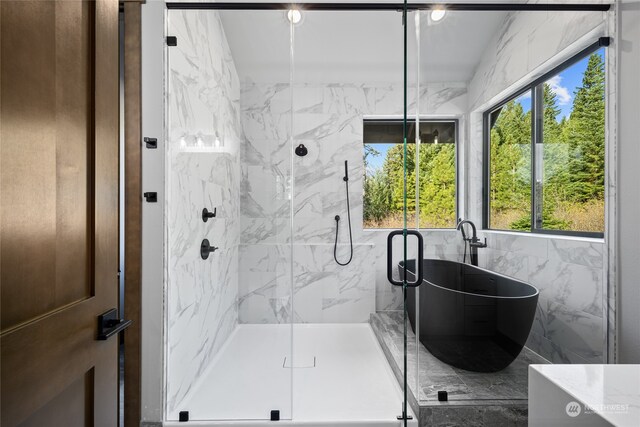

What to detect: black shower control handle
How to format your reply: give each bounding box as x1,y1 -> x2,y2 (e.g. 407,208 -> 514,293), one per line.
200,239 -> 218,260
470,237 -> 487,248
202,207 -> 216,222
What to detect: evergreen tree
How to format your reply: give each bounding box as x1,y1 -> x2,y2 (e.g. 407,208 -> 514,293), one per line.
363,144 -> 392,224
384,143 -> 416,212
363,169 -> 392,224
543,83 -> 562,140
542,82 -> 571,210
489,100 -> 531,213
420,144 -> 456,227
565,52 -> 606,202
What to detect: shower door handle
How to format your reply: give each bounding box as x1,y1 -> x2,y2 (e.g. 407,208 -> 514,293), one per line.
386,229 -> 424,287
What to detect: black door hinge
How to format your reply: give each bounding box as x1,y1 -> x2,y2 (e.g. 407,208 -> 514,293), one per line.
144,192 -> 158,203
166,36 -> 177,46
144,137 -> 157,149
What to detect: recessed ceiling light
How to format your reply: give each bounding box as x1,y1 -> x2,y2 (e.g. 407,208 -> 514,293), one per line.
287,9 -> 302,25
430,8 -> 446,22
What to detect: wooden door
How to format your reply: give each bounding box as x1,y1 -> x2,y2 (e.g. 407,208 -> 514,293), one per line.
1,1 -> 120,426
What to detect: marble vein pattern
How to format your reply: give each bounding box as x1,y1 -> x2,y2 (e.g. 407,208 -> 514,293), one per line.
419,406 -> 528,427
477,233 -> 607,364
468,10 -> 606,110
166,10 -> 242,413
370,312 -> 546,427
465,8 -> 612,364
239,80 -> 468,323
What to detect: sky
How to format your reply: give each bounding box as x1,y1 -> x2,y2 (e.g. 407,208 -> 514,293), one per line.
517,48 -> 604,118
366,143 -> 395,173
364,48 -> 604,175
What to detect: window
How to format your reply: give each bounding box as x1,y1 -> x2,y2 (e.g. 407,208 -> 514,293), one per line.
484,42 -> 606,237
363,119 -> 457,229
487,92 -> 532,231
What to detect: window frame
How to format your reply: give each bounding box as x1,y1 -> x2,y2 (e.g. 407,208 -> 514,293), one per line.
362,117 -> 460,230
482,37 -> 609,239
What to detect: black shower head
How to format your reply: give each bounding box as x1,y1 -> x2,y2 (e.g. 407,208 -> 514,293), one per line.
343,160 -> 349,182
295,144 -> 308,157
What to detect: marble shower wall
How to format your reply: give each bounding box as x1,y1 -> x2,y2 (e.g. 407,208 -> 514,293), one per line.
476,233 -> 606,364
239,81 -> 467,322
467,9 -> 607,111
466,9 -> 611,363
166,11 -> 242,412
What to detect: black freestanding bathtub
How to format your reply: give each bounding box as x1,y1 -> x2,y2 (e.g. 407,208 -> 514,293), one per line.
400,259 -> 539,372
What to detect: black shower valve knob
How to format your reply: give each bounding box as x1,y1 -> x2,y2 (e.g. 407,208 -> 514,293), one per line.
202,207 -> 216,222
200,239 -> 218,260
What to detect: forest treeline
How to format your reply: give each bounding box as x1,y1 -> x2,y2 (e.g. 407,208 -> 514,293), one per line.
363,52 -> 605,232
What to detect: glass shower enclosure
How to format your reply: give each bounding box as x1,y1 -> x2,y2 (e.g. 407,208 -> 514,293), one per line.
162,1 -> 610,424
165,3 -> 417,423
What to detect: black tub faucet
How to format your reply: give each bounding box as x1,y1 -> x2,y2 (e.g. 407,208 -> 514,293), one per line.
456,219 -> 487,266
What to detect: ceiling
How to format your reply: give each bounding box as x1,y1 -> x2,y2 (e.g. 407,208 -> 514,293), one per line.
220,9 -> 508,83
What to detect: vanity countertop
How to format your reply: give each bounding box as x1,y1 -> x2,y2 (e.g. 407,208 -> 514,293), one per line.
529,364 -> 640,426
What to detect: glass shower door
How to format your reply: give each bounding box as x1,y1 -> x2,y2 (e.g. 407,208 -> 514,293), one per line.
165,9 -> 293,421
384,5 -> 424,425
288,5 -> 415,423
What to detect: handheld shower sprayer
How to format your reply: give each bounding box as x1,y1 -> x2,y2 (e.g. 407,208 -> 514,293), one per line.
334,160 -> 354,266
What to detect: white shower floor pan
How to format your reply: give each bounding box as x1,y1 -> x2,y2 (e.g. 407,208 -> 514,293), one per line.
165,323 -> 417,427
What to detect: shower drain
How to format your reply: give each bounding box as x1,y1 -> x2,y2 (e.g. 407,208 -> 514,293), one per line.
282,355 -> 316,368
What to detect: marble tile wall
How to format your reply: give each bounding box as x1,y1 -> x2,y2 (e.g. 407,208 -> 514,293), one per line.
166,10 -> 242,413
466,9 -> 612,363
476,233 -> 606,364
239,81 -> 468,323
467,9 -> 607,111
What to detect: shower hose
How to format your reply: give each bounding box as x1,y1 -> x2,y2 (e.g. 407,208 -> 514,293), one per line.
334,161 -> 354,266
